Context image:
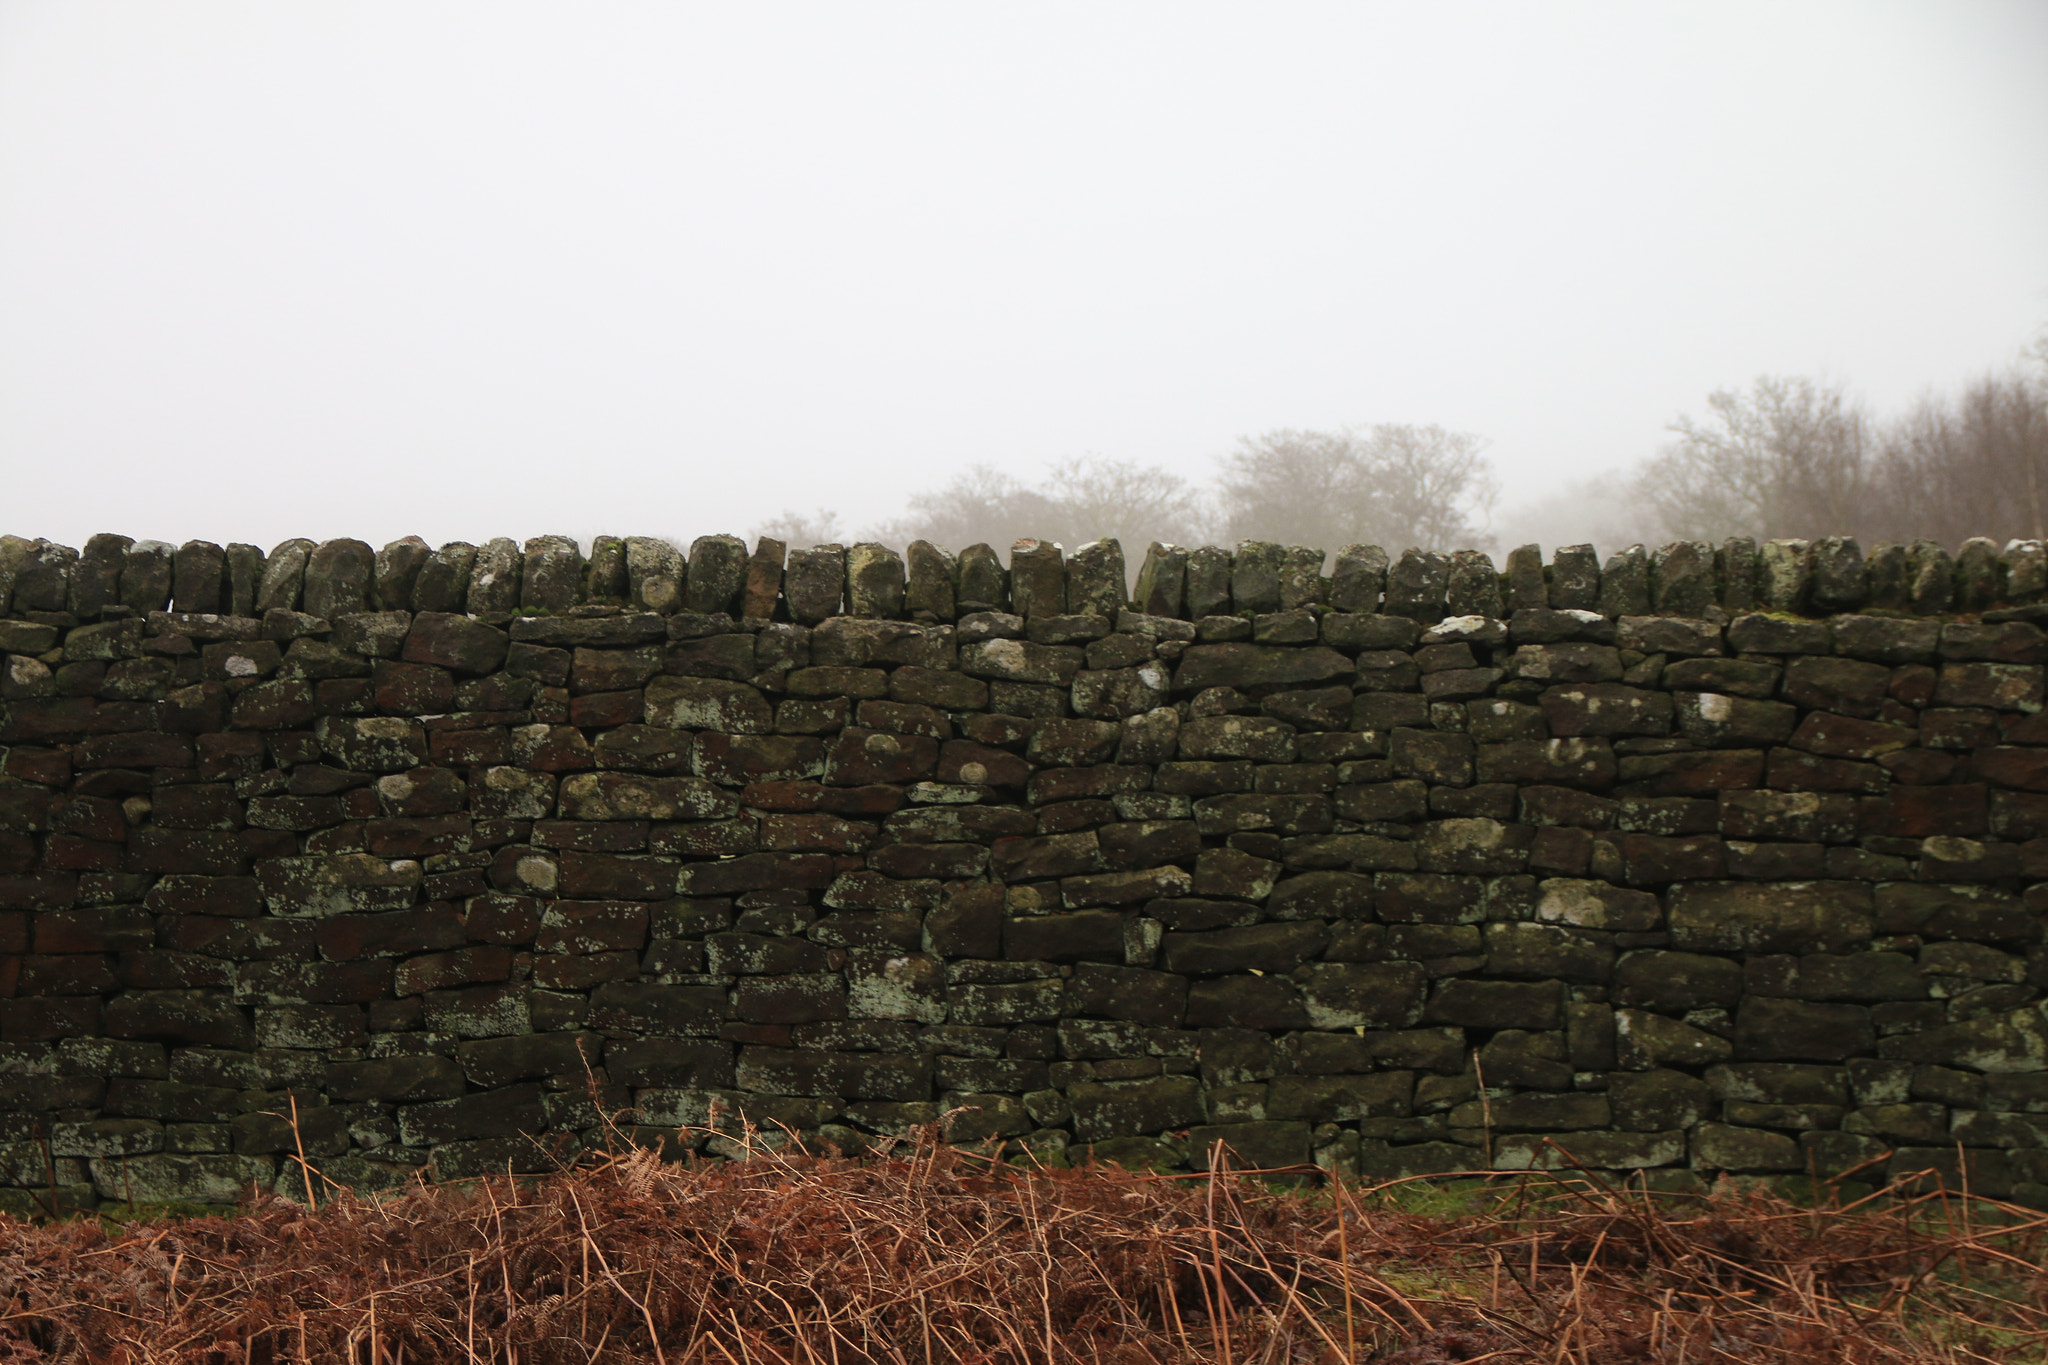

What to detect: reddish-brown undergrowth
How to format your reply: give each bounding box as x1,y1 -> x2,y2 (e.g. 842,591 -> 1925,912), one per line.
0,1135 -> 2042,1363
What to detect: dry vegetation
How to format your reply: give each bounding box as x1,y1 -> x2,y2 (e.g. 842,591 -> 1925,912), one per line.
0,1130 -> 2044,1364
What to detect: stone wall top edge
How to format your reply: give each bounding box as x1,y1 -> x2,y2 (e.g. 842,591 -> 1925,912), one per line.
0,531 -> 2042,628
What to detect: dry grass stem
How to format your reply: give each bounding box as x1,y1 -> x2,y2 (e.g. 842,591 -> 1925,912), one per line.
0,1131 -> 2041,1363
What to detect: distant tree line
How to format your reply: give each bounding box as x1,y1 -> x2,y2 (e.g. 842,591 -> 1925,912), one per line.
1635,346 -> 2048,548
756,334 -> 2046,564
755,425 -> 1500,567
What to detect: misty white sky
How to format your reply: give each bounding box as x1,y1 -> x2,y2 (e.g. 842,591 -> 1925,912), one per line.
2,2 -> 2044,557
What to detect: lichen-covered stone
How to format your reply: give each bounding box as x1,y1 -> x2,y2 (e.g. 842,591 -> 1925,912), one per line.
1880,1004 -> 2048,1074
1692,1123 -> 1801,1172
616,536 -> 679,614
1445,549 -> 1502,618
257,855 -> 421,917
89,1153 -> 273,1205
1649,541 -> 1714,616
1542,544 -> 1597,611
1668,882 -> 1872,954
839,542 -> 902,620
1910,539 -> 1954,614
1860,541 -> 1909,611
1009,540 -> 1066,618
1384,549 -> 1449,623
1808,536 -> 1866,612
1707,537 -> 1753,612
1066,539 -> 1126,617
459,537 -> 519,618
362,536 -> 426,613
1615,1009 -> 1732,1069
1758,539 -> 1811,613
1598,545 -> 1648,617
11,539 -> 75,612
70,533 -> 133,618
904,541 -> 956,620
117,539 -> 176,614
1068,1075 -> 1203,1141
685,535 -> 747,615
1500,543 -> 1544,612
954,543 -> 1006,613
1954,536 -> 2003,612
1275,545 -> 1325,611
2002,539 -> 2048,603
402,613 -> 509,675
302,539 -> 374,620
1326,544 -> 1386,613
516,536 -> 580,613
398,541 -> 470,616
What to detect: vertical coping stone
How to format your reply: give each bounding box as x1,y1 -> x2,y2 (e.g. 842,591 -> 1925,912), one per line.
1445,549 -> 1502,619
1009,539 -> 1066,618
2003,539 -> 2047,604
1185,545 -> 1233,619
1953,537 -> 2002,614
172,540 -> 226,615
0,535 -> 29,613
1230,541 -> 1285,615
1863,542 -> 1910,612
1650,541 -> 1716,617
1808,536 -> 1867,614
783,544 -> 847,625
414,543 -> 477,615
685,534 -> 748,616
624,536 -> 683,614
1717,538 -> 1758,614
304,538 -> 375,621
374,537 -> 431,612
905,540 -> 958,621
117,540 -> 177,613
1384,549 -> 1449,623
1503,544 -> 1546,613
847,542 -> 907,619
955,543 -> 1006,614
1132,543 -> 1187,619
1277,546 -> 1326,610
743,538 -> 786,621
1328,544 -> 1388,613
14,539 -> 78,613
226,544 -> 266,617
1548,545 -> 1600,611
255,539 -> 314,614
1758,539 -> 1811,615
466,537 -> 523,619
585,536 -> 629,603
124,539 -> 177,613
1597,545 -> 1649,618
1909,540 -> 1953,615
521,535 -> 584,613
1067,539 -> 1127,618
71,533 -> 133,618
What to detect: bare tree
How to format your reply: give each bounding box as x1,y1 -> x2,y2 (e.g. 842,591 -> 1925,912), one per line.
1036,455 -> 1211,550
751,508 -> 847,548
870,456 -> 1207,555
1876,368 -> 2048,545
1634,376 -> 1876,542
1214,425 -> 1497,552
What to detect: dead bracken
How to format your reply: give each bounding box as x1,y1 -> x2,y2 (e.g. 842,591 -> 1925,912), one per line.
0,1131 -> 2043,1364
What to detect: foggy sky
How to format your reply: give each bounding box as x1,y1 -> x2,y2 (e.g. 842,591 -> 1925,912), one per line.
1,1 -> 2044,557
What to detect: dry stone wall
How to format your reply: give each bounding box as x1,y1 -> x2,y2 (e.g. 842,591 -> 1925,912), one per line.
2,528 -> 2047,1212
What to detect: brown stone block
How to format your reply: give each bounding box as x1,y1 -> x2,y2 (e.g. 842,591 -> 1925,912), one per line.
1859,784 -> 1988,838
